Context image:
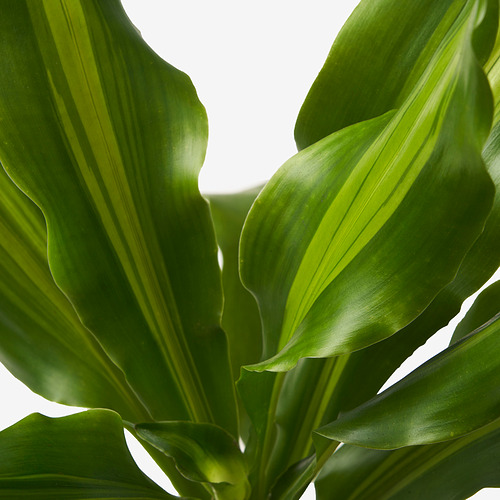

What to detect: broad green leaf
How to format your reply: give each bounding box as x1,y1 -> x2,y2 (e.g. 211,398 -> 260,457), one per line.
289,21 -> 500,425
295,0 -> 498,149
262,17 -> 500,490
208,187 -> 263,378
317,313 -> 500,448
315,417 -> 500,499
136,421 -> 250,500
452,270 -> 500,343
240,0 -> 495,372
0,163 -> 151,423
0,0 -> 236,431
0,410 -> 178,499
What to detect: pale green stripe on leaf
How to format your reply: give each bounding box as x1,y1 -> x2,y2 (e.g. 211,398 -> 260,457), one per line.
30,2 -> 194,389
282,1 -> 485,347
0,165 -> 150,421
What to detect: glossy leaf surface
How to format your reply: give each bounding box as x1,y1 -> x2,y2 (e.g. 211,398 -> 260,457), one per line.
0,410 -> 177,499
298,18 -> 500,424
295,0 -> 498,149
0,163 -> 149,422
136,421 -> 250,500
240,0 -> 495,372
318,313 -> 500,448
0,0 -> 236,431
316,417 -> 500,499
452,274 -> 500,342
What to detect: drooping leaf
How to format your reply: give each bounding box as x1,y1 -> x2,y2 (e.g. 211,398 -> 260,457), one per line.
136,421 -> 250,500
317,313 -> 500,448
315,417 -> 500,500
240,0 -> 495,372
0,410 -> 178,499
0,163 -> 150,423
0,0 -> 236,432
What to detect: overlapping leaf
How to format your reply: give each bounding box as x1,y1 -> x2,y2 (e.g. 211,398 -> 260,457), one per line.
0,163 -> 150,422
295,0 -> 498,149
209,188 -> 263,379
315,417 -> 500,500
315,283 -> 500,498
0,410 -> 178,499
317,311 -> 500,448
240,0 -> 495,373
0,0 -> 236,432
279,0 -> 500,429
136,421 -> 250,500
236,1 -> 499,496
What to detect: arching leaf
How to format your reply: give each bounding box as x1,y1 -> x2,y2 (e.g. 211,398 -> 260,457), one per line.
136,421 -> 250,500
0,410 -> 178,499
317,313 -> 500,448
240,0 -> 495,372
0,0 -> 236,432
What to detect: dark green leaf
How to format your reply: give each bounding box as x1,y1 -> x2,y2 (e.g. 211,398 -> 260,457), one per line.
0,163 -> 150,422
0,0 -> 236,431
208,187 -> 263,378
295,0 -> 498,149
318,314 -> 500,448
136,421 -> 250,500
316,417 -> 500,499
0,410 -> 178,499
452,273 -> 500,343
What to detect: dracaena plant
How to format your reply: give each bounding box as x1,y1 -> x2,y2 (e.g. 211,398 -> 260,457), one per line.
0,0 -> 499,499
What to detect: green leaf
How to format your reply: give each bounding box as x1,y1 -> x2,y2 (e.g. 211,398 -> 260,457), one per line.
295,24 -> 500,423
317,313 -> 500,448
240,0 -> 495,372
0,410 -> 178,499
208,187 -> 263,448
452,273 -> 500,343
0,163 -> 150,423
0,0 -> 236,431
276,27 -> 500,457
315,417 -> 500,499
295,0 -> 498,149
208,187 -> 263,378
136,421 -> 250,500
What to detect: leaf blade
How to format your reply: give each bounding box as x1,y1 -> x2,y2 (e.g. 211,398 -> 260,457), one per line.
0,0 -> 236,431
241,0 -> 495,371
317,314 -> 500,449
316,418 -> 500,499
0,162 -> 152,422
136,421 -> 250,500
0,410 -> 178,499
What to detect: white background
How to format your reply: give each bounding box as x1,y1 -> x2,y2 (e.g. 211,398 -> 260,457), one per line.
0,1 -> 498,498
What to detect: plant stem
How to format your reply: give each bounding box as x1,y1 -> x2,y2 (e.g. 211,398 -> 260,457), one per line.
289,355 -> 350,464
257,371 -> 286,499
